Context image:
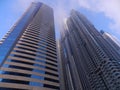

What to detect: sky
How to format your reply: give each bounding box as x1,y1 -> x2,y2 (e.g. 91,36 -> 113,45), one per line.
0,0 -> 120,40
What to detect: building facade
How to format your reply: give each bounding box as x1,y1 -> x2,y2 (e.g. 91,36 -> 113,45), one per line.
0,2 -> 60,90
60,10 -> 120,90
101,31 -> 120,55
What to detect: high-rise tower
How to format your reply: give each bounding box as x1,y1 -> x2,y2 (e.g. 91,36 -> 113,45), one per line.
60,10 -> 120,90
101,31 -> 120,54
0,2 -> 59,90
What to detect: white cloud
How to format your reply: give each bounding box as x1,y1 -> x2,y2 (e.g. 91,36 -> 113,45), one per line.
77,0 -> 120,35
99,0 -> 120,34
78,0 -> 91,9
54,0 -> 120,35
9,0 -> 120,37
48,0 -> 120,37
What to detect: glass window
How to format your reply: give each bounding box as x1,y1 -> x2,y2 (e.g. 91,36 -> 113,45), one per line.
0,3 -> 39,66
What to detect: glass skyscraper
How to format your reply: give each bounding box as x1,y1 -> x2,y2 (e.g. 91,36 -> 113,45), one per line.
101,31 -> 120,55
60,10 -> 120,90
0,2 -> 59,90
1,2 -> 120,90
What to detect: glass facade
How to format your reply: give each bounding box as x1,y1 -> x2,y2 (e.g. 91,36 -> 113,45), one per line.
60,10 -> 120,90
0,2 -> 60,90
0,2 -> 42,66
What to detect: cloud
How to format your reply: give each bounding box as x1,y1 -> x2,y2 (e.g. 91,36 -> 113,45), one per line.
77,0 -> 120,35
52,0 -> 120,36
9,0 -> 120,37
99,0 -> 120,34
53,0 -> 120,37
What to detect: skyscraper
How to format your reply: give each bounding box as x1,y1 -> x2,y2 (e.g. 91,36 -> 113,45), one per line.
101,31 -> 120,54
60,10 -> 120,90
0,2 -> 59,90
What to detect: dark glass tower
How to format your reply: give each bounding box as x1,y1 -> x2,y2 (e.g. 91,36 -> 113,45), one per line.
0,2 -> 59,90
60,10 -> 120,90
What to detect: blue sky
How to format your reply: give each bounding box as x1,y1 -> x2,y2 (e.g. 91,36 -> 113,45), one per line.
0,0 -> 120,40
